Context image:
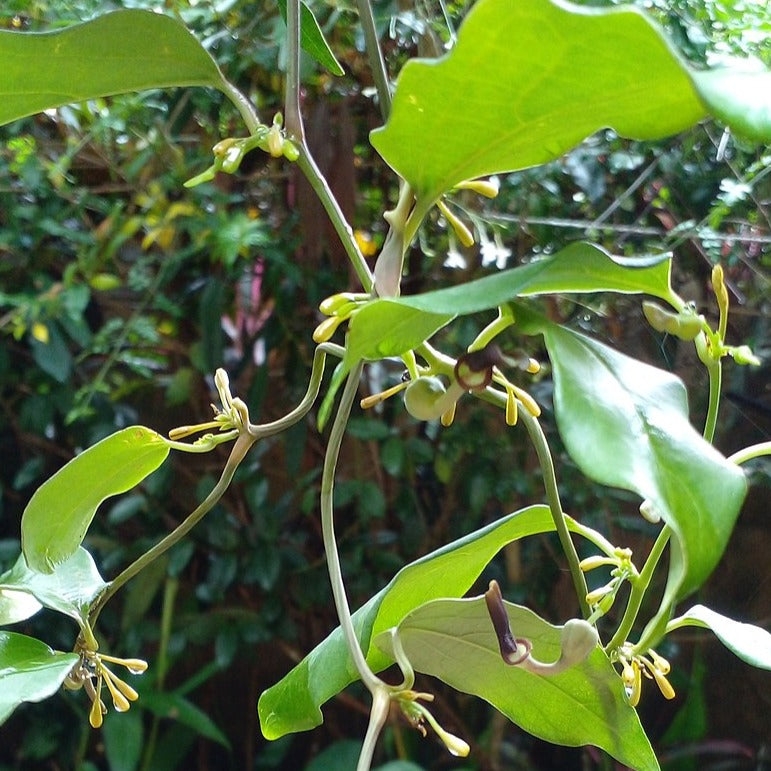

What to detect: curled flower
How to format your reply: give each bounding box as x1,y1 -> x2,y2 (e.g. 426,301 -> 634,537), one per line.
485,580 -> 598,675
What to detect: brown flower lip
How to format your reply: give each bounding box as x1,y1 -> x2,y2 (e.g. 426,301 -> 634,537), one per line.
484,579 -> 531,664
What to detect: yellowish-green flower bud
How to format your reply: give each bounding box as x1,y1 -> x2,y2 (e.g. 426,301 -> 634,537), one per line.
730,344 -> 761,366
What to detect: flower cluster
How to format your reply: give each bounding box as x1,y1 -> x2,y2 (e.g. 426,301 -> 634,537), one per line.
617,644 -> 674,707
64,647 -> 148,728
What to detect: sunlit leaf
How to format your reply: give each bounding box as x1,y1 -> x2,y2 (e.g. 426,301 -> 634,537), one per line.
668,605 -> 771,670
22,427 -> 170,573
0,632 -> 79,725
372,0 -> 770,204
371,0 -> 706,202
0,10 -> 227,127
0,548 -> 106,627
691,68 -> 771,143
259,505 -> 584,739
514,305 -> 747,600
377,597 -> 658,770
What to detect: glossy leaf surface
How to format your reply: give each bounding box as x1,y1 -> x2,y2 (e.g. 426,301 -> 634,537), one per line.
377,597 -> 658,770
691,68 -> 771,142
0,632 -> 79,725
371,0 -> 771,203
22,427 -> 170,573
346,244 -> 673,362
668,605 -> 771,669
259,505 -> 573,739
0,548 -> 107,627
0,10 -> 226,126
515,306 -> 747,600
371,0 -> 705,202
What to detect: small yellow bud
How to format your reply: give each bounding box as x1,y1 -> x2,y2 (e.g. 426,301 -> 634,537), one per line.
505,387 -> 518,426
312,315 -> 345,343
455,178 -> 500,198
437,199 -> 474,248
267,124 -> 284,158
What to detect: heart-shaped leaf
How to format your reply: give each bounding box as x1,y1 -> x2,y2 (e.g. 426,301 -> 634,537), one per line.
376,597 -> 658,770
22,426 -> 170,573
259,504 -> 571,739
0,632 -> 79,725
0,10 -> 227,127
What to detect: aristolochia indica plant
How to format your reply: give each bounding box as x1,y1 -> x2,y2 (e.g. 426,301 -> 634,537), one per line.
1,1 -> 770,769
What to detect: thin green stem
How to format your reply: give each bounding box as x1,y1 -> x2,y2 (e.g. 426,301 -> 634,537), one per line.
357,686 -> 391,771
220,80 -> 261,135
702,356 -> 722,444
356,0 -> 391,121
295,149 -> 374,292
518,409 -> 590,618
321,361 -> 383,693
728,441 -> 771,465
89,432 -> 254,625
139,576 -> 178,771
284,0 -> 304,142
248,342 -> 344,438
605,525 -> 671,653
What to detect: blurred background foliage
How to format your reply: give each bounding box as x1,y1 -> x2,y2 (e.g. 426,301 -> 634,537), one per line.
0,0 -> 768,769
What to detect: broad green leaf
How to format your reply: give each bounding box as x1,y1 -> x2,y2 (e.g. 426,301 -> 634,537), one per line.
376,597 -> 658,771
667,605 -> 771,670
259,504 -> 579,739
277,0 -> 345,76
0,631 -> 79,725
345,303 -> 454,364
0,10 -> 227,127
690,68 -> 771,143
346,244 -> 673,362
0,548 -> 106,627
514,305 -> 747,600
22,426 -> 170,573
371,0 -> 707,202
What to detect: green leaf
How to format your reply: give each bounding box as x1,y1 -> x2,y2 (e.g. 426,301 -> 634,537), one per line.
0,10 -> 227,127
259,504 -> 576,739
346,303 -> 454,364
346,244 -> 673,362
371,0 -> 707,202
668,605 -> 771,670
277,0 -> 345,76
140,691 -> 231,748
22,426 -> 170,573
690,68 -> 771,143
0,631 -> 79,725
514,306 -> 747,600
376,597 -> 658,771
0,548 -> 106,627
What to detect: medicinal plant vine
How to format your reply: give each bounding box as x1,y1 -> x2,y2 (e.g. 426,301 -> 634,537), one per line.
1,1 -> 770,769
